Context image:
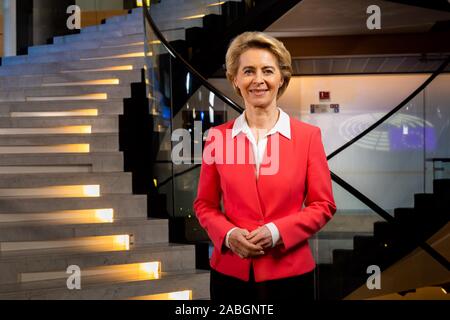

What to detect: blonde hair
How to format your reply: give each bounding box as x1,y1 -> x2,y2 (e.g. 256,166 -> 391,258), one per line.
225,31 -> 292,98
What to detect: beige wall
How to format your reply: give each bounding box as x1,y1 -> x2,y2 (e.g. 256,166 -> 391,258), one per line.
80,10 -> 129,27
0,9 -> 129,57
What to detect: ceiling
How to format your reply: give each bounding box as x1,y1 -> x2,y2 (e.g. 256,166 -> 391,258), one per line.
291,54 -> 450,75
265,0 -> 450,38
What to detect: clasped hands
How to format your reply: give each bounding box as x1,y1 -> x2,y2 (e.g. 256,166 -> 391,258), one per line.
228,226 -> 273,259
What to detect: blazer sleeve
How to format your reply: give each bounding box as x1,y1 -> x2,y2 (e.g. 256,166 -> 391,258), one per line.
193,129 -> 236,251
273,127 -> 336,251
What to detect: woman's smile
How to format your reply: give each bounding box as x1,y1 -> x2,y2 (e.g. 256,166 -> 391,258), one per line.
233,48 -> 283,110
249,88 -> 269,96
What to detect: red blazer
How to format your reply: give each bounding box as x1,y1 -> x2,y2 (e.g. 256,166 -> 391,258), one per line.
193,117 -> 336,282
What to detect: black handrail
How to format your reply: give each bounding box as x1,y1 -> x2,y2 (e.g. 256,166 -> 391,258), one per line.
327,56 -> 450,161
141,2 -> 449,269
142,2 -> 244,115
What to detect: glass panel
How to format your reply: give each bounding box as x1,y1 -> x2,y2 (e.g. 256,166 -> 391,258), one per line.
315,181 -> 449,300
313,181 -> 383,300
146,0 -> 258,43
171,82 -> 240,218
297,74 -> 430,156
424,74 -> 450,186
328,91 -> 427,214
144,6 -> 242,222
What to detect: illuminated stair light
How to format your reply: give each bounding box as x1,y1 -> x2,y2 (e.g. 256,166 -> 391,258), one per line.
42,79 -> 120,87
95,209 -> 114,223
168,291 -> 192,300
207,1 -> 225,6
0,144 -> 90,154
101,42 -> 145,49
0,235 -> 132,252
0,166 -> 91,174
83,185 -> 101,197
149,40 -> 161,45
0,126 -> 92,135
136,0 -> 150,7
139,262 -> 161,280
27,93 -> 108,102
0,208 -> 114,224
113,235 -> 130,251
131,290 -> 192,300
0,184 -> 100,198
80,52 -> 145,61
10,109 -> 99,117
19,261 -> 160,283
61,65 -> 134,73
179,14 -> 205,20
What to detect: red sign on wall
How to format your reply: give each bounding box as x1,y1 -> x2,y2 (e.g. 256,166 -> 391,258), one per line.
319,91 -> 330,100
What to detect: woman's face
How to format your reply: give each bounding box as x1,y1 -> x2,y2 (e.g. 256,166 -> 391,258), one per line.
233,48 -> 283,110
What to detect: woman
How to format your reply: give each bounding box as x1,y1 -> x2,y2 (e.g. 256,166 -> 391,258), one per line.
193,31 -> 336,301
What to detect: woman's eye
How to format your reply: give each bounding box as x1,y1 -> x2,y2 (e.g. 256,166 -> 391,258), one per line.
264,70 -> 274,74
244,70 -> 253,75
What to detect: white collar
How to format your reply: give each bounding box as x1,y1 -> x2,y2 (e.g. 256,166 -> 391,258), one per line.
232,107 -> 291,140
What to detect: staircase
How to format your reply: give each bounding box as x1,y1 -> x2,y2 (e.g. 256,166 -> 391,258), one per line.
317,178 -> 450,300
0,9 -> 209,300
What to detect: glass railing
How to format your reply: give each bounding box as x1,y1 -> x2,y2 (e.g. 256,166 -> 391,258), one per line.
327,70 -> 450,215
318,61 -> 450,298
143,3 -> 243,227
149,0 -> 225,42
142,1 -> 450,299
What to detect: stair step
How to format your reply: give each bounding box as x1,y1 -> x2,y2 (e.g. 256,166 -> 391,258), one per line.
0,86 -> 131,102
0,100 -> 124,116
433,179 -> 450,196
414,193 -> 450,211
105,12 -> 142,25
0,57 -> 145,77
54,33 -> 145,49
19,261 -> 161,284
332,249 -> 354,266
2,44 -> 145,66
0,133 -> 118,152
0,208 -> 116,224
0,70 -> 142,90
0,194 -> 147,218
0,116 -> 118,133
0,152 -> 123,172
52,27 -> 144,46
0,234 -> 132,253
373,221 -> 395,240
0,269 -> 209,300
352,235 -> 379,255
0,172 -> 132,194
0,218 -> 167,244
28,33 -> 144,55
393,207 -> 416,222
0,243 -> 194,285
81,20 -> 143,34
